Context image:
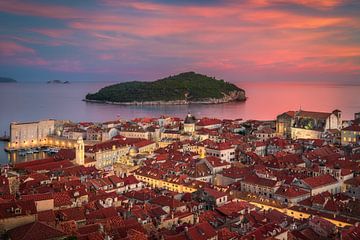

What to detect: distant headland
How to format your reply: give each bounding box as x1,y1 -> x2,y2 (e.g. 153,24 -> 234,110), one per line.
0,77 -> 17,83
84,72 -> 246,105
47,80 -> 70,84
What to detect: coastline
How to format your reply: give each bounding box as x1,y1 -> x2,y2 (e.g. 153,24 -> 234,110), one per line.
83,97 -> 247,106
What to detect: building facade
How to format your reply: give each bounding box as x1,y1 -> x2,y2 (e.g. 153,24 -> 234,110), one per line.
9,119 -> 57,149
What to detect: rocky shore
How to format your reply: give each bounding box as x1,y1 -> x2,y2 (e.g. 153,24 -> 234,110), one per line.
83,90 -> 246,105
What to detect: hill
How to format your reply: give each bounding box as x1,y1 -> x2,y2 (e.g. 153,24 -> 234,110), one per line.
85,72 -> 246,105
0,77 -> 17,83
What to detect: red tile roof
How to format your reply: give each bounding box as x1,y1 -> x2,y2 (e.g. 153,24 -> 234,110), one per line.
150,195 -> 185,209
302,174 -> 338,189
242,175 -> 279,188
187,222 -> 217,240
53,191 -> 72,207
37,209 -> 56,222
216,201 -> 252,218
7,221 -> 67,240
343,125 -> 360,131
197,118 -> 222,126
275,185 -> 310,198
0,199 -> 37,219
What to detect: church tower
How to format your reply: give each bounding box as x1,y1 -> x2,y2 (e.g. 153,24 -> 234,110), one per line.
184,112 -> 196,134
75,136 -> 85,165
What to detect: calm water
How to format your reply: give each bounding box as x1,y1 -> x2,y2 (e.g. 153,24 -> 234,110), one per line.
1,81 -> 359,164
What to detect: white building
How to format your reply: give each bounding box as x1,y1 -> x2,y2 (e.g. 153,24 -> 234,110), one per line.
10,119 -> 57,149
205,142 -> 236,162
292,174 -> 341,196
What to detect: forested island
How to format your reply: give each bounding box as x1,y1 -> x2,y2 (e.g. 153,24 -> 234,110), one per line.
85,72 -> 246,105
0,77 -> 17,83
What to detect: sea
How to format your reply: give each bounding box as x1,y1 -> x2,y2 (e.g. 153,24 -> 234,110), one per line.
1,81 -> 359,164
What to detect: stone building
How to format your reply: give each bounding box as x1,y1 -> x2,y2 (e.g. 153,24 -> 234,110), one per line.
183,113 -> 196,134
9,119 -> 57,149
291,110 -> 342,139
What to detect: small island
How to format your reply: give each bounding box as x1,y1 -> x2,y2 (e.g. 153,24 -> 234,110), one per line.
85,72 -> 246,105
47,80 -> 70,84
0,77 -> 17,83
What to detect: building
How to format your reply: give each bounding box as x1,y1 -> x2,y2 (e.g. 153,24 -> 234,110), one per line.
276,111 -> 295,138
183,113 -> 196,134
253,127 -> 276,141
196,118 -> 222,130
292,174 -> 341,196
344,176 -> 360,200
9,119 -> 57,149
291,110 -> 342,139
355,112 -> 360,120
193,187 -> 228,209
85,139 -> 130,169
205,142 -> 236,163
119,126 -> 151,140
75,137 -> 85,165
274,185 -> 310,204
341,125 -> 360,145
241,175 -> 281,199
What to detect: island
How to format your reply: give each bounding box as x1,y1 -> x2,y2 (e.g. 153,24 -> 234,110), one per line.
0,77 -> 17,83
84,72 -> 246,105
47,80 -> 70,84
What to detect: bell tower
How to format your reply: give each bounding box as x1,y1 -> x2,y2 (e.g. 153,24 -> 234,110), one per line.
76,136 -> 85,165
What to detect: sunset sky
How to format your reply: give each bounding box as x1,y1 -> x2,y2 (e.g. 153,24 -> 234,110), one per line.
1,0 -> 360,83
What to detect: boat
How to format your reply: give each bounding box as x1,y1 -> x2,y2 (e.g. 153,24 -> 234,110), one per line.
48,148 -> 59,154
26,149 -> 34,154
42,147 -> 50,153
18,150 -> 27,156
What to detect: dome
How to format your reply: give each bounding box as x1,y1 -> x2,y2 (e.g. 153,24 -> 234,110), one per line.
184,113 -> 196,124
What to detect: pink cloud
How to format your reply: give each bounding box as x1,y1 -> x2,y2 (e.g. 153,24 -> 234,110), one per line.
250,0 -> 345,9
0,41 -> 35,56
31,29 -> 74,38
1,0 -> 359,80
0,0 -> 88,19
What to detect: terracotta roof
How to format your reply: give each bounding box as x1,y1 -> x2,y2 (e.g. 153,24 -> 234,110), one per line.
0,199 -> 37,219
37,209 -> 56,222
53,191 -> 72,207
203,187 -> 227,199
216,201 -> 252,218
242,175 -> 279,188
275,185 -> 310,198
342,125 -> 360,131
302,174 -> 338,189
297,110 -> 332,120
150,195 -> 185,209
57,207 -> 86,222
187,222 -> 217,240
197,118 -> 222,126
21,193 -> 53,202
7,221 -> 67,240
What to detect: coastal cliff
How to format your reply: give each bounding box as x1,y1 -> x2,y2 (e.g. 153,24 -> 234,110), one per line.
85,72 -> 246,105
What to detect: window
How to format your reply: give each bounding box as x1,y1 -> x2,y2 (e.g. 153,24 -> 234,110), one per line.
15,208 -> 22,214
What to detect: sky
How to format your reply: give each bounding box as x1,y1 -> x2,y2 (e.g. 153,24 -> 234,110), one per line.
0,0 -> 360,84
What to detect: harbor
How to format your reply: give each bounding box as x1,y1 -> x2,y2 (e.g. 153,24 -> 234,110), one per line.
1,144 -> 60,165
